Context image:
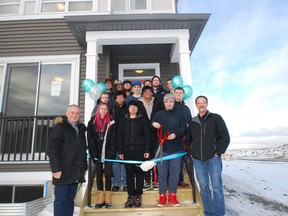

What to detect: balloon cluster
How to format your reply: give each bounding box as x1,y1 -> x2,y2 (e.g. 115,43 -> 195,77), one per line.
82,79 -> 107,101
171,75 -> 193,100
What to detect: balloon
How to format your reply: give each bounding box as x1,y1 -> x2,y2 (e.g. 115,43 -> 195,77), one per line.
89,85 -> 101,101
96,82 -> 107,93
182,85 -> 193,100
172,75 -> 183,88
82,79 -> 95,93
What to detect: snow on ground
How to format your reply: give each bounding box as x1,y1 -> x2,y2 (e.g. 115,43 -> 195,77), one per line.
223,144 -> 288,216
38,144 -> 288,216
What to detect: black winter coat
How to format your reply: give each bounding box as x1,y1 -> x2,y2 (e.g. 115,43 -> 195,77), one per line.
117,113 -> 151,155
47,117 -> 87,185
186,111 -> 230,160
87,116 -> 117,160
152,107 -> 187,153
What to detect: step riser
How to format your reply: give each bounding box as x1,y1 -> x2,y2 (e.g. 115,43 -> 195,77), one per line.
90,189 -> 194,206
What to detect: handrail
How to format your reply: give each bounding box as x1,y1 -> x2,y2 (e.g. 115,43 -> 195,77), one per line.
87,157 -> 96,207
184,155 -> 197,203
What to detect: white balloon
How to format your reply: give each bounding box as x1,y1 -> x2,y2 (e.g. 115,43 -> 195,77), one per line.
89,85 -> 101,101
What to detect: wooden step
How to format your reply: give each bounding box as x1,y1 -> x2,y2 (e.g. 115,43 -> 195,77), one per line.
82,203 -> 202,216
81,187 -> 203,216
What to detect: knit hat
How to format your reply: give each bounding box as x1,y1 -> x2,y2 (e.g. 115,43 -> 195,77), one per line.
128,100 -> 139,108
105,78 -> 113,83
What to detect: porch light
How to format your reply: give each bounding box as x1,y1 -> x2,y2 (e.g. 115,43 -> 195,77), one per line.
54,76 -> 64,82
135,70 -> 144,74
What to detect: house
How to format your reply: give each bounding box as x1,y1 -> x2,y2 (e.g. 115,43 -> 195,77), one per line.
0,0 -> 209,209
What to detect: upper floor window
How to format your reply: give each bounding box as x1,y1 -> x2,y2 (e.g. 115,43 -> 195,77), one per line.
0,0 -> 20,15
130,0 -> 147,10
41,0 -> 93,13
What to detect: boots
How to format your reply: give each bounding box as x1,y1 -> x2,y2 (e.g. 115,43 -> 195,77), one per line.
95,190 -> 105,208
134,195 -> 142,207
125,195 -> 135,208
104,191 -> 112,208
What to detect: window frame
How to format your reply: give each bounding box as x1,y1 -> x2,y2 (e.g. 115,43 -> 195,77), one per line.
118,63 -> 160,81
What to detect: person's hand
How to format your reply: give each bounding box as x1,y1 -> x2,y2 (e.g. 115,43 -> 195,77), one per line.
167,133 -> 176,140
144,153 -> 150,159
119,154 -> 124,160
53,171 -> 62,179
152,122 -> 160,129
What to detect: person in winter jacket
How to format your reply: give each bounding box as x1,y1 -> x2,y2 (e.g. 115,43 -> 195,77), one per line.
118,100 -> 151,208
186,95 -> 230,216
151,76 -> 167,102
152,93 -> 187,207
87,103 -> 116,209
47,104 -> 87,216
138,86 -> 164,190
110,91 -> 128,192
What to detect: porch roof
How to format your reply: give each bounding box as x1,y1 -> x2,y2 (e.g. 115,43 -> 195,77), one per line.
64,13 -> 210,55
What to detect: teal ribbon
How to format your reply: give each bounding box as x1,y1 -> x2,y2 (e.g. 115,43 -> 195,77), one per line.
93,152 -> 187,164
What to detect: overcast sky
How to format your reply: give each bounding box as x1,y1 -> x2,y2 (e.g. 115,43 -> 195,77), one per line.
178,0 -> 288,147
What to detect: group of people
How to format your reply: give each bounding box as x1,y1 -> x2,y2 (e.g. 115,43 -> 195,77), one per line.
47,75 -> 230,216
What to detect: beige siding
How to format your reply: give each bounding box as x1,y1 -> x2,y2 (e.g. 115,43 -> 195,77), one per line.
152,0 -> 174,11
0,19 -> 82,57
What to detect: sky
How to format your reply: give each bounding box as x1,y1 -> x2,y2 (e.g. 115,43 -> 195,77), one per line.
178,0 -> 288,148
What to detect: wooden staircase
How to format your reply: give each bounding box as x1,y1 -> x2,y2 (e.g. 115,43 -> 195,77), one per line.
80,176 -> 204,216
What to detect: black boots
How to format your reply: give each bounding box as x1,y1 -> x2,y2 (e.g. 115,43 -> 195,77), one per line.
134,195 -> 142,207
125,195 -> 142,208
125,195 -> 135,208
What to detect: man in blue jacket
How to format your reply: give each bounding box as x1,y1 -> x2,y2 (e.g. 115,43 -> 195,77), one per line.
186,96 -> 230,216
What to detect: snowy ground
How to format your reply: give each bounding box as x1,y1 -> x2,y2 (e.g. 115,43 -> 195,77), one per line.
223,144 -> 288,216
38,144 -> 288,216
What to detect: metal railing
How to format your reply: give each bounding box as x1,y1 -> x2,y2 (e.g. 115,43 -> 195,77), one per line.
0,115 -> 58,162
0,194 -> 54,216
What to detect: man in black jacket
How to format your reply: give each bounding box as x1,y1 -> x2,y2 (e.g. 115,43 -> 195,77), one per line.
47,104 -> 87,216
186,96 -> 230,216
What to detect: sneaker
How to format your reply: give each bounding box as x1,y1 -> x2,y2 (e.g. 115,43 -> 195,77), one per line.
152,182 -> 159,190
112,186 -> 120,192
178,181 -> 191,188
123,186 -> 128,192
143,181 -> 151,190
156,194 -> 167,207
168,193 -> 180,206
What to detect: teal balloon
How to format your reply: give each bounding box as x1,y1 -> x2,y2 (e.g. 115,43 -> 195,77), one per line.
97,82 -> 107,93
89,85 -> 102,101
172,75 -> 184,88
182,85 -> 193,100
82,79 -> 95,93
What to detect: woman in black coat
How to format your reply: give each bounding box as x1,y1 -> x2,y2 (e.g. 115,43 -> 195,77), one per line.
87,103 -> 116,209
118,100 -> 151,208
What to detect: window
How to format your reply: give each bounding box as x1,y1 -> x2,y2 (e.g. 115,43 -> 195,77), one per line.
0,0 -> 20,15
41,0 -> 93,13
130,0 -> 147,10
119,63 -> 160,81
0,185 -> 43,203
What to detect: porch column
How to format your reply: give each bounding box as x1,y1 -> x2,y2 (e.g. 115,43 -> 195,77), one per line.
85,40 -> 98,124
178,37 -> 194,115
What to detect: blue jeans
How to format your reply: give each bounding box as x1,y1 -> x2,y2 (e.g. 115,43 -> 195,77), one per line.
156,152 -> 181,194
112,153 -> 127,187
192,156 -> 225,216
54,183 -> 78,216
